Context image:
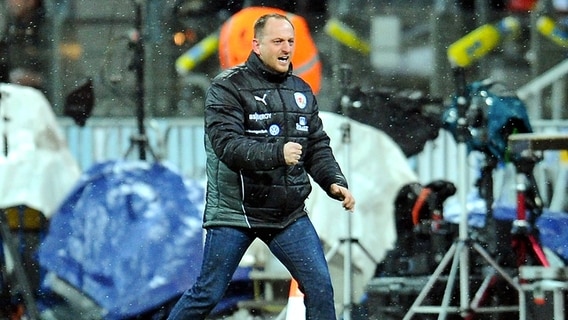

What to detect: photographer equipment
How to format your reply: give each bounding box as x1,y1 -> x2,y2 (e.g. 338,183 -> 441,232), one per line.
443,76 -> 533,263
375,180 -> 457,278
508,133 -> 568,319
404,68 -> 528,319
337,86 -> 444,158
443,77 -> 532,162
507,133 -> 568,268
123,0 -> 156,161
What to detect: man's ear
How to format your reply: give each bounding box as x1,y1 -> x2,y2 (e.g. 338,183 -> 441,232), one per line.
252,39 -> 260,54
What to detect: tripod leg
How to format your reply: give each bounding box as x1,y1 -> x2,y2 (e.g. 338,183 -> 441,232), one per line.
437,241 -> 465,320
472,242 -> 520,289
324,241 -> 342,262
527,235 -> 550,267
403,241 -> 458,320
464,244 -> 522,320
353,240 -> 377,264
468,272 -> 498,316
512,234 -> 527,266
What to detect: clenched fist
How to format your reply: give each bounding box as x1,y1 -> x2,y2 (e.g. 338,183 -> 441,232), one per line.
284,142 -> 302,165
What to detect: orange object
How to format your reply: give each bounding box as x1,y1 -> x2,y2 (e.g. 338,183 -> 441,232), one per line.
285,278 -> 306,320
219,7 -> 322,94
411,187 -> 432,226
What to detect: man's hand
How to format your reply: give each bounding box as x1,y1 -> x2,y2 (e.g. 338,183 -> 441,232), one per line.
330,183 -> 355,212
283,142 -> 302,165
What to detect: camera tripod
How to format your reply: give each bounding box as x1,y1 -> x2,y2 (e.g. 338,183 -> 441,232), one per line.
509,150 -> 549,268
323,115 -> 377,320
320,64 -> 377,320
507,132 -> 568,268
508,132 -> 568,320
403,142 -> 521,320
123,0 -> 157,161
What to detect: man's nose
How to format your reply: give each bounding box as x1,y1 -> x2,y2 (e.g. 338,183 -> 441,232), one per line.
282,42 -> 292,52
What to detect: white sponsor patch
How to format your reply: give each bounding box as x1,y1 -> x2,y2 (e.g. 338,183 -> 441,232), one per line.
249,113 -> 272,121
246,129 -> 268,135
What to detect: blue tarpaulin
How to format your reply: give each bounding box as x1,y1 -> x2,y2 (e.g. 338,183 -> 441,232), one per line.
38,160 -> 205,319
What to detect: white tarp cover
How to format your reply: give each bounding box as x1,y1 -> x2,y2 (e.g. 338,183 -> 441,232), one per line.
0,83 -> 81,217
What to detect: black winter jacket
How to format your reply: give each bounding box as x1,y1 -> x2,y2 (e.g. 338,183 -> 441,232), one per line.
203,51 -> 347,229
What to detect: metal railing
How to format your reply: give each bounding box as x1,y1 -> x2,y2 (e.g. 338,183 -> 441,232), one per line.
59,117 -> 206,179
517,58 -> 568,120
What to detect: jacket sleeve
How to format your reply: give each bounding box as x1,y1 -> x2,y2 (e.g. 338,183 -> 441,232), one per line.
205,81 -> 287,171
304,106 -> 349,200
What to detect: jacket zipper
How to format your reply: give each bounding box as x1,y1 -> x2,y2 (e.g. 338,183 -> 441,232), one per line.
278,87 -> 289,214
239,170 -> 252,228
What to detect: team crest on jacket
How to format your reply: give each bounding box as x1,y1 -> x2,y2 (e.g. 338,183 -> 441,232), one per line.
296,116 -> 309,132
294,92 -> 307,109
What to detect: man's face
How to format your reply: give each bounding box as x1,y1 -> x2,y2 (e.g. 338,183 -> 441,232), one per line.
252,17 -> 295,74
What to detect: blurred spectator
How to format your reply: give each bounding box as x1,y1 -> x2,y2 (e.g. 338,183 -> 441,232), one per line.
0,0 -> 47,89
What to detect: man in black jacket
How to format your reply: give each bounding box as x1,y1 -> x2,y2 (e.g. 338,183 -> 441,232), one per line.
168,13 -> 354,320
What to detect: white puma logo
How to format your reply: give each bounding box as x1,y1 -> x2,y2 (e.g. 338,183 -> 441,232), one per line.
254,93 -> 268,106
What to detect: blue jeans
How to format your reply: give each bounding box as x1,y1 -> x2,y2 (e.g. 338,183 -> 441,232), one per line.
167,215 -> 336,320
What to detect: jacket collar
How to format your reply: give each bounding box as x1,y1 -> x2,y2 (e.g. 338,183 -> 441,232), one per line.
245,51 -> 293,83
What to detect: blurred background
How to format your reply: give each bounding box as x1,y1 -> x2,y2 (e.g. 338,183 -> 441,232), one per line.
1,0 -> 567,119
